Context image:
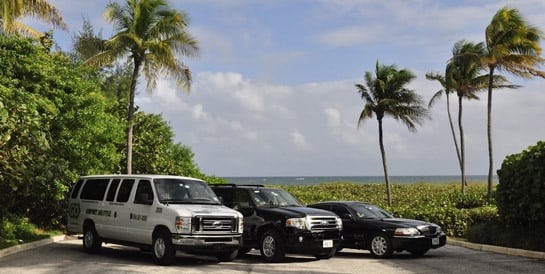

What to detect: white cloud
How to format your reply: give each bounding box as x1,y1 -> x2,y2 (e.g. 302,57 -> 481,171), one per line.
291,130 -> 310,151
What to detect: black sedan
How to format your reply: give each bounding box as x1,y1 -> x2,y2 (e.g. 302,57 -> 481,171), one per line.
308,201 -> 447,257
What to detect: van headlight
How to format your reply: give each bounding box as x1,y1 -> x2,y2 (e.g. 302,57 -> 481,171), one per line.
175,216 -> 191,234
238,218 -> 244,233
286,217 -> 308,230
394,227 -> 420,237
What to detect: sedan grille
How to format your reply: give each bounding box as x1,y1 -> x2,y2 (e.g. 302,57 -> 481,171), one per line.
417,225 -> 439,236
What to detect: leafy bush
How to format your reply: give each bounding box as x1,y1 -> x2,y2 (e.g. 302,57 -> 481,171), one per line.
466,221 -> 545,252
496,141 -> 545,224
0,215 -> 51,249
281,183 -> 495,237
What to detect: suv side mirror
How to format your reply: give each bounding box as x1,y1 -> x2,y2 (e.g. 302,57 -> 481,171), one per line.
341,213 -> 353,220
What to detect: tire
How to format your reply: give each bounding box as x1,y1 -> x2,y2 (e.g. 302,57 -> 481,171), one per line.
216,249 -> 238,262
259,229 -> 286,262
409,247 -> 429,257
369,233 -> 393,258
152,229 -> 176,265
315,248 -> 336,260
82,224 -> 101,253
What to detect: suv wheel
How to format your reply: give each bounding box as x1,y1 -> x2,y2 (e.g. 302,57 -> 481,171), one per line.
259,229 -> 286,262
153,229 -> 176,265
369,233 -> 393,258
82,224 -> 101,253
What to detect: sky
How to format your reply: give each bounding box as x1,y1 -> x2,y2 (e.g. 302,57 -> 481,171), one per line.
34,0 -> 545,177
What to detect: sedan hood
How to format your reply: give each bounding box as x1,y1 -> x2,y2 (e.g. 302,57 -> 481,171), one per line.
379,217 -> 436,228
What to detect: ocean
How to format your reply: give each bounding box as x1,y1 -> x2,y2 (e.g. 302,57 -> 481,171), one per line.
224,175 -> 497,185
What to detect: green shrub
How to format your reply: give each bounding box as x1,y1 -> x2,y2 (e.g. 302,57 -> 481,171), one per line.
466,221 -> 545,252
0,215 -> 51,249
496,141 -> 545,224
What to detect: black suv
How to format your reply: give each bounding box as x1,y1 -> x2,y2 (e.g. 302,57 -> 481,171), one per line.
210,184 -> 342,262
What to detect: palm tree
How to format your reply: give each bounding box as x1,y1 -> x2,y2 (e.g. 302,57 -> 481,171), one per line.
483,7 -> 545,198
426,72 -> 464,188
356,61 -> 429,206
0,0 -> 66,37
87,0 -> 199,174
447,41 -> 488,193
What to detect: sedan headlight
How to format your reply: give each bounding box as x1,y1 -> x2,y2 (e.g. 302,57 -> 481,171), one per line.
394,227 -> 421,237
175,216 -> 192,234
286,217 -> 308,230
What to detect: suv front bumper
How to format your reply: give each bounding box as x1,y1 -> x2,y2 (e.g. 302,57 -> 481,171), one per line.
286,230 -> 341,255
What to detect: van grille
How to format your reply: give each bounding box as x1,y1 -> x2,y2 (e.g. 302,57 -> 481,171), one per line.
308,216 -> 339,232
193,216 -> 237,234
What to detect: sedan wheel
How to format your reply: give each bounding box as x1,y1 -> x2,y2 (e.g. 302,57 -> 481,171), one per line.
370,233 -> 392,257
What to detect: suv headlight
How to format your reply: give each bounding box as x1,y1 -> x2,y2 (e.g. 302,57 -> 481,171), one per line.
335,216 -> 343,230
394,227 -> 421,237
286,217 -> 308,230
175,216 -> 192,234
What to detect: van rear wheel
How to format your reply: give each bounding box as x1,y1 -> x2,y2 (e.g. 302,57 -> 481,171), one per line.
82,224 -> 101,253
153,229 -> 176,265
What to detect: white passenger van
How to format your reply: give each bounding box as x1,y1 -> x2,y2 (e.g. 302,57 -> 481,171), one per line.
67,175 -> 243,265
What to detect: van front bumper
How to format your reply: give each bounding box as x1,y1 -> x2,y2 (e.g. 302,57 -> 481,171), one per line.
172,234 -> 242,253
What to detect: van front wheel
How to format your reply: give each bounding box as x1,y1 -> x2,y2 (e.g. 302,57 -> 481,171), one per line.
153,230 -> 176,265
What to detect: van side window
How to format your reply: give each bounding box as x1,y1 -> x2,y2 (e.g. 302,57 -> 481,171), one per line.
70,179 -> 84,199
80,179 -> 110,201
106,179 -> 121,201
117,179 -> 135,203
134,180 -> 153,204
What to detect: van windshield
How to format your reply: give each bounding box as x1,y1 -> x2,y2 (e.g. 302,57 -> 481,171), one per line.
154,179 -> 221,205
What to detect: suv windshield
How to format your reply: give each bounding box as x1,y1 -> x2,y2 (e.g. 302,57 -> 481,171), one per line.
250,188 -> 303,208
154,179 -> 220,205
351,203 -> 394,219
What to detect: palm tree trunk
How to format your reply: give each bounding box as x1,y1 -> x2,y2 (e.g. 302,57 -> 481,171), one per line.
378,118 -> 391,207
458,95 -> 466,193
126,59 -> 142,174
446,94 -> 464,188
486,67 -> 495,199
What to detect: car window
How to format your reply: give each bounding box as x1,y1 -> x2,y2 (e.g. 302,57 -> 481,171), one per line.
106,179 -> 121,202
154,178 -> 220,205
80,179 -> 110,201
351,203 -> 394,219
233,189 -> 252,208
116,179 -> 135,203
250,188 -> 303,207
134,180 -> 154,204
70,179 -> 84,199
331,205 -> 351,218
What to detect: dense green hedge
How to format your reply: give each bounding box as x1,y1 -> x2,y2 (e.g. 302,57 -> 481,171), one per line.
281,183 -> 497,237
496,141 -> 545,224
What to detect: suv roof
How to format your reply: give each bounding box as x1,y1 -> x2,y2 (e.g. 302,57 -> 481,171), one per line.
79,174 -> 204,181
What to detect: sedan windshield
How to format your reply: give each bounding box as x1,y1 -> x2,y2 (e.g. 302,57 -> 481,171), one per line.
351,203 -> 394,219
154,178 -> 220,205
250,188 -> 303,208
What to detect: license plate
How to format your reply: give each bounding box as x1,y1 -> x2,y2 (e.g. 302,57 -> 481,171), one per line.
323,240 -> 333,248
432,237 -> 440,245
